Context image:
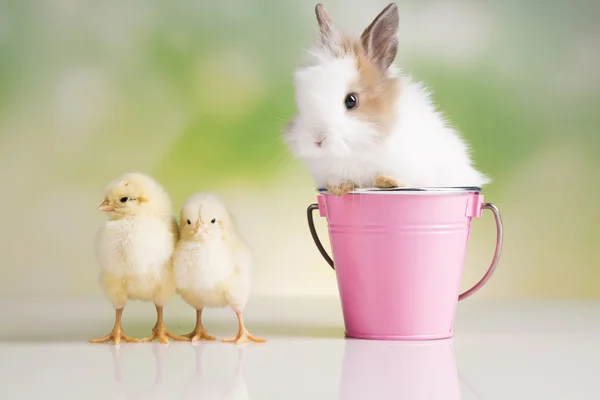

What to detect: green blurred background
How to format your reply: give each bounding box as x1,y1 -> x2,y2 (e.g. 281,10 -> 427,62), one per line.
0,0 -> 598,302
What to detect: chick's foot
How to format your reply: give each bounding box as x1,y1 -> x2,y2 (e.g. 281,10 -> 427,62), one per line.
89,308 -> 139,346
221,330 -> 266,345
183,329 -> 217,342
221,311 -> 266,345
89,328 -> 139,345
141,305 -> 189,344
182,309 -> 216,342
140,324 -> 185,344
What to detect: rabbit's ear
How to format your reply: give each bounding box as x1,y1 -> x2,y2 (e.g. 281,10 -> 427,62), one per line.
315,3 -> 338,45
360,3 -> 399,72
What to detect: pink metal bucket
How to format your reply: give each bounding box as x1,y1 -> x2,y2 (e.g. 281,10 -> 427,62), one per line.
307,187 -> 503,340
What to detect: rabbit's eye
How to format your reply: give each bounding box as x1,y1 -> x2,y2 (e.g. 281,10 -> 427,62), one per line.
344,93 -> 358,110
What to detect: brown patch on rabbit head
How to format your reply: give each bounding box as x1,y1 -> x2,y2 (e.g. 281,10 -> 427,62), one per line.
315,3 -> 402,136
350,43 -> 401,135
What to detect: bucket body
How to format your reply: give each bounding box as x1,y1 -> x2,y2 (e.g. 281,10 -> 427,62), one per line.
309,188 -> 502,340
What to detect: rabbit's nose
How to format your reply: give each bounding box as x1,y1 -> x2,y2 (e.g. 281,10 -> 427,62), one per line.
315,138 -> 325,147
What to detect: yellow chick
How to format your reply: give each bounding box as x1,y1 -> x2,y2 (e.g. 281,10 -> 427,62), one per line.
90,172 -> 187,345
173,193 -> 266,345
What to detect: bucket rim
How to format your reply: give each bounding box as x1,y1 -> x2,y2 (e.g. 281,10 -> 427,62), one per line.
317,186 -> 482,195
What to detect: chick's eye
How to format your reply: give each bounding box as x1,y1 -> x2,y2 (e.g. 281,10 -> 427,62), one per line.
187,219 -> 191,225
120,197 -> 128,203
344,93 -> 358,110
211,218 -> 216,224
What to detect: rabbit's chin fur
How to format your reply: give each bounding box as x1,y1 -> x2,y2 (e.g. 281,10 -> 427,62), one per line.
284,4 -> 489,190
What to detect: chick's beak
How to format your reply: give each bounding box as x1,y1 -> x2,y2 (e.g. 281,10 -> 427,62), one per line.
98,200 -> 114,212
193,220 -> 208,235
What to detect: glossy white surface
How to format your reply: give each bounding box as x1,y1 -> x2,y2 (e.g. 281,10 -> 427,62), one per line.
0,298 -> 599,399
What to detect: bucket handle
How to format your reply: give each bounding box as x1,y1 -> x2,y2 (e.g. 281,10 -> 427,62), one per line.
307,204 -> 335,270
306,202 -> 504,300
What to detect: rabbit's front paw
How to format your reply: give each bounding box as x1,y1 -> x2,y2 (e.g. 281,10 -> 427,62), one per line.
327,182 -> 356,196
375,176 -> 402,189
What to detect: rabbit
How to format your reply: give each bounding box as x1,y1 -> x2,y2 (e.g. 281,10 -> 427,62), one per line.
284,3 -> 490,196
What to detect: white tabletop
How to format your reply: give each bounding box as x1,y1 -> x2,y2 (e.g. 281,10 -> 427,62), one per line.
0,298 -> 598,400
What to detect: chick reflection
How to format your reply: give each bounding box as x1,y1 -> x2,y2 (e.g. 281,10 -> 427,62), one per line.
180,343 -> 250,400
339,339 -> 461,400
109,343 -> 171,400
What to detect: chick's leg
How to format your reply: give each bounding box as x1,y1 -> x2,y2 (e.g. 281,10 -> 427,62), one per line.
141,305 -> 189,344
182,309 -> 216,342
89,308 -> 139,345
221,310 -> 266,345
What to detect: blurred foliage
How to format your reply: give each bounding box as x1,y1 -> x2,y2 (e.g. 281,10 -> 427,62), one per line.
0,0 -> 598,297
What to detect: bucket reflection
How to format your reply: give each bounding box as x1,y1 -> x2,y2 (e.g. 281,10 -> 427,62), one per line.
339,339 -> 461,399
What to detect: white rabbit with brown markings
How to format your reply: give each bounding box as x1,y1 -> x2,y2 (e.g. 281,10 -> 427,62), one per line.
284,3 -> 489,195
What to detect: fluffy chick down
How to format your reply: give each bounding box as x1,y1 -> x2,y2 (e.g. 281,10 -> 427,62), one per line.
173,193 -> 252,314
94,172 -> 179,309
